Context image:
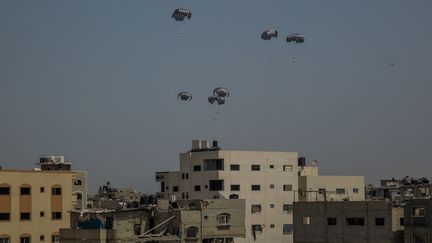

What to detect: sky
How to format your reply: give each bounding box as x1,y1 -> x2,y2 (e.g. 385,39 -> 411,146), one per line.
0,0 -> 431,194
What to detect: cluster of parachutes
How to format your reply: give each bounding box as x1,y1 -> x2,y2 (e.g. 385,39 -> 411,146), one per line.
261,29 -> 305,43
177,87 -> 230,106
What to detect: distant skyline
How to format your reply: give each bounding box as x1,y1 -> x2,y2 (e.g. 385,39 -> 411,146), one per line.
1,0 -> 431,193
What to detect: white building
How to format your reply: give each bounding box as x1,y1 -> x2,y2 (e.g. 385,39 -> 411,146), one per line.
156,140 -> 299,243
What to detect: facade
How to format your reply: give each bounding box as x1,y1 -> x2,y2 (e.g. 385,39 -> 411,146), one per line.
0,155 -> 87,243
60,199 -> 246,243
293,201 -> 404,243
156,140 -> 299,243
298,175 -> 365,202
403,199 -> 432,243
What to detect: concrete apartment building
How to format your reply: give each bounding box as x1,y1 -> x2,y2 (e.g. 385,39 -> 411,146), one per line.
404,198 -> 432,243
156,140 -> 299,243
293,201 -> 404,243
60,199 -> 245,243
0,156 -> 87,243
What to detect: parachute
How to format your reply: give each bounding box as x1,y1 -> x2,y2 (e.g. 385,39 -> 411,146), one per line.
261,29 -> 278,40
213,87 -> 229,98
177,91 -> 192,101
286,33 -> 305,43
208,96 -> 225,105
172,8 -> 192,21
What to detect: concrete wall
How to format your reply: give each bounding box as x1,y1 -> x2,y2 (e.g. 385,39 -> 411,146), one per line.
404,199 -> 432,243
294,201 -> 403,243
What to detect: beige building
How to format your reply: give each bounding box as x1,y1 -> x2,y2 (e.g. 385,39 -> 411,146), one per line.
156,140 -> 299,243
0,156 -> 87,243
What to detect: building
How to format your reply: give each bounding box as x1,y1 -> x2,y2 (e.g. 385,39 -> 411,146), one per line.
293,201 -> 404,243
403,198 -> 432,243
92,182 -> 145,210
60,199 -> 246,243
0,155 -> 87,243
156,140 -> 299,243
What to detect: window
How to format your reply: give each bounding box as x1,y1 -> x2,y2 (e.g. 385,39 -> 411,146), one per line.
73,180 -> 82,186
173,186 -> 179,192
336,188 -> 345,195
400,217 -> 404,226
230,164 -> 240,171
283,224 -> 293,235
76,193 -> 82,200
52,212 -> 62,220
346,218 -> 365,226
283,185 -> 292,191
217,213 -> 231,226
251,225 -> 262,232
39,235 -> 44,241
193,165 -> 201,171
412,207 -> 425,217
270,204 -> 275,209
52,235 -> 59,243
353,188 -> 359,193
230,184 -> 240,191
0,213 -> 10,221
20,213 -> 31,220
251,204 -> 262,214
251,185 -> 261,191
375,218 -> 385,226
20,237 -> 30,243
182,192 -> 185,199
203,159 -> 224,171
0,237 -> 10,243
303,217 -> 311,225
283,165 -> 292,172
185,192 -> 189,199
270,184 -> 275,189
186,226 -> 198,238
0,187 -> 10,195
40,187 -> 44,193
51,187 -> 61,195
318,188 -> 326,194
283,204 -> 293,213
327,218 -> 337,225
251,164 -> 260,171
270,224 -> 275,228
40,211 -> 45,217
209,180 -> 224,191
181,173 -> 185,179
194,185 -> 201,191
269,164 -> 274,169
20,187 -> 31,195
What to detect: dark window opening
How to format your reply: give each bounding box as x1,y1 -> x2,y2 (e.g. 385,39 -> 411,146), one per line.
209,180 -> 224,191
203,159 -> 224,171
20,212 -> 31,220
0,213 -> 10,220
327,218 -> 337,225
0,187 -> 10,195
20,187 -> 31,195
346,218 -> 365,226
251,204 -> 262,213
230,164 -> 240,171
375,218 -> 385,226
400,218 -> 404,226
194,185 -> 201,191
52,212 -> 62,220
173,186 -> 179,192
251,185 -> 261,191
251,164 -> 260,171
193,165 -> 201,171
231,185 -> 240,191
186,226 -> 198,238
283,204 -> 293,213
20,237 -> 30,243
52,187 -> 61,195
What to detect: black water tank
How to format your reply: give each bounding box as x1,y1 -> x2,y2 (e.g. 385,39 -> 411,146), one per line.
213,140 -> 219,148
298,157 -> 306,166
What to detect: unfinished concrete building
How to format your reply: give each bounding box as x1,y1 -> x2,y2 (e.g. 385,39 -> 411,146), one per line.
403,198 -> 432,243
293,201 -> 404,243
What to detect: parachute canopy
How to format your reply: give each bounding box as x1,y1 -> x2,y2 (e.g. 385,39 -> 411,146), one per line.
261,29 -> 278,40
286,33 -> 305,43
172,8 -> 192,21
177,91 -> 192,101
208,96 -> 225,105
213,87 -> 229,98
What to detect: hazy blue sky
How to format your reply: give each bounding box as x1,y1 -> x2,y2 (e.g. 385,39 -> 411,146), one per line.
1,1 -> 431,193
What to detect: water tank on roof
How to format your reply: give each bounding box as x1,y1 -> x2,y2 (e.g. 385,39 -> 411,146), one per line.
298,157 -> 306,167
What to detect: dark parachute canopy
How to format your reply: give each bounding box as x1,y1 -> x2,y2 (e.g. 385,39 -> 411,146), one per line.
213,87 -> 229,98
177,91 -> 192,101
208,96 -> 225,105
172,8 -> 192,21
261,29 -> 278,40
286,33 -> 305,43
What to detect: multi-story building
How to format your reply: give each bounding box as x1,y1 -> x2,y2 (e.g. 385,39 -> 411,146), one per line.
60,199 -> 246,243
403,198 -> 432,243
293,201 -> 404,243
0,155 -> 87,243
156,140 -> 299,243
